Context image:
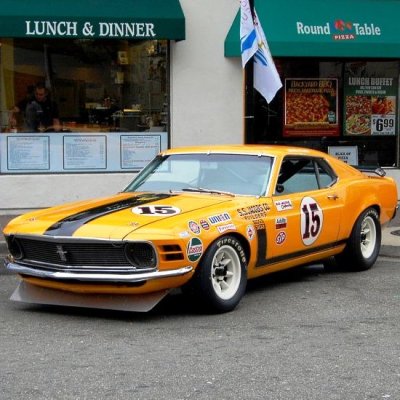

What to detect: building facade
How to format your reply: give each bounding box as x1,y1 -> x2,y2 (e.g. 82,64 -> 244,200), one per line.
0,0 -> 399,211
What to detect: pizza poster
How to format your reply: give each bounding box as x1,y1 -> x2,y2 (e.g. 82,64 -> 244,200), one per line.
284,78 -> 339,137
344,63 -> 397,136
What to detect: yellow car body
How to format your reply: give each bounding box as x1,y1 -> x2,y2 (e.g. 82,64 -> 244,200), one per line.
3,145 -> 398,312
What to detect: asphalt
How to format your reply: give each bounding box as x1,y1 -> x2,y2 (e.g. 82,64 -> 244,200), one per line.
1,206 -> 399,258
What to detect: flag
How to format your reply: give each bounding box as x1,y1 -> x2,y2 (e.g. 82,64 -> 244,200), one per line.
253,10 -> 282,103
240,0 -> 258,68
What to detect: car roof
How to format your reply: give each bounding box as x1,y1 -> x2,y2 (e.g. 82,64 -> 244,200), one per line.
161,144 -> 328,158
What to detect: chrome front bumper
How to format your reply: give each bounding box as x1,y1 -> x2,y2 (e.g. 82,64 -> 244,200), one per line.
5,260 -> 193,283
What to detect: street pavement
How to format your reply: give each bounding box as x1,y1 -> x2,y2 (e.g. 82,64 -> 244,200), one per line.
1,205 -> 399,258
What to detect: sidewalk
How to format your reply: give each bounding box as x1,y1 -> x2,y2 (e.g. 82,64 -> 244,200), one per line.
1,208 -> 399,258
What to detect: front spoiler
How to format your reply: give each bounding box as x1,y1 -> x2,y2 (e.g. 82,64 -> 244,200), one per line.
5,260 -> 193,283
10,281 -> 169,312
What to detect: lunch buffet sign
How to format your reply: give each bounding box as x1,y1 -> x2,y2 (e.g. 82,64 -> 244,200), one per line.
343,63 -> 397,136
283,78 -> 339,137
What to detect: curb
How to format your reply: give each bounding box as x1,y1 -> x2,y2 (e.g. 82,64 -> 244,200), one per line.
1,242 -> 7,256
379,245 -> 400,259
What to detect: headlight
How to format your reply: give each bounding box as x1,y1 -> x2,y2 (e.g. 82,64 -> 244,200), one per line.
124,242 -> 157,269
6,236 -> 24,260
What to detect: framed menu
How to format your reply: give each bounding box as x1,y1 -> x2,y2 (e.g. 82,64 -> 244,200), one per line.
284,78 -> 339,137
344,62 -> 397,136
6,135 -> 50,170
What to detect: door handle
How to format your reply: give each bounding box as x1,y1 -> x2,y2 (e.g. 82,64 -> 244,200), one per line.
327,194 -> 339,200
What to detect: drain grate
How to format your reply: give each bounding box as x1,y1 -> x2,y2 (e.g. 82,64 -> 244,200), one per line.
391,229 -> 400,237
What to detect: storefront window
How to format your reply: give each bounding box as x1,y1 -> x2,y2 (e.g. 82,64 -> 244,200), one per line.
0,38 -> 169,173
254,59 -> 399,167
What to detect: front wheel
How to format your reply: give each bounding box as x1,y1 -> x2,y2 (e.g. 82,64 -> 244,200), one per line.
184,236 -> 247,313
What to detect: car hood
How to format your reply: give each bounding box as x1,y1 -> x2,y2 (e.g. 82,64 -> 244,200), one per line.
4,192 -> 233,240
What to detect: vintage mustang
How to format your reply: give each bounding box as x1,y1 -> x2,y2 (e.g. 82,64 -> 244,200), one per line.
3,145 -> 398,313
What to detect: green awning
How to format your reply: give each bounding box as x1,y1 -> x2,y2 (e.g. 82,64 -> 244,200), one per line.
0,0 -> 185,40
225,0 -> 400,58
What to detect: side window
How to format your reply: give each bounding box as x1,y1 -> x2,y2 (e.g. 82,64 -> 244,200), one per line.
275,157 -> 336,195
315,159 -> 337,188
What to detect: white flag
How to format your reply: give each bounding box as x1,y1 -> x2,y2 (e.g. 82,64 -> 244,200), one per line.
253,10 -> 282,103
240,0 -> 258,68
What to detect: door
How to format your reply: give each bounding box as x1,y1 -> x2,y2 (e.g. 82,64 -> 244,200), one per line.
267,156 -> 344,262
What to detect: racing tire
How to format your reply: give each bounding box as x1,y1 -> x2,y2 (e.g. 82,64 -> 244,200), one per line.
184,236 -> 247,313
338,207 -> 381,272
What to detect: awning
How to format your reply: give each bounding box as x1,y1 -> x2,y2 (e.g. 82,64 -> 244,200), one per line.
0,0 -> 185,40
225,0 -> 400,58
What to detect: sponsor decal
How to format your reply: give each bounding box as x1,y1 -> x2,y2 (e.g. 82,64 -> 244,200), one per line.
246,225 -> 256,241
208,212 -> 231,225
253,219 -> 266,231
188,220 -> 201,235
275,217 -> 287,229
275,199 -> 293,211
217,223 -> 236,233
187,237 -> 203,262
237,203 -> 270,220
296,20 -> 381,42
199,219 -> 210,230
255,221 -> 268,267
132,205 -> 180,216
44,193 -> 174,237
276,231 -> 286,245
300,197 -> 324,246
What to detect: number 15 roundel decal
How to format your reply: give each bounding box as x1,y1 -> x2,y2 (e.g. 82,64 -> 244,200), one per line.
301,197 -> 323,246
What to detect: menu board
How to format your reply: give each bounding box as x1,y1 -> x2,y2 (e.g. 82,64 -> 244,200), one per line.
0,131 -> 168,174
7,136 -> 50,170
63,135 -> 107,170
120,135 -> 161,169
284,78 -> 339,137
344,63 -> 397,136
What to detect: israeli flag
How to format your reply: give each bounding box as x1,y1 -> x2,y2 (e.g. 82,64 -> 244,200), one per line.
240,0 -> 258,68
253,10 -> 282,103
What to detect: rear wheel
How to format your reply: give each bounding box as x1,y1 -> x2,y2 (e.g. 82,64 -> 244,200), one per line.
324,208 -> 381,272
184,236 -> 247,313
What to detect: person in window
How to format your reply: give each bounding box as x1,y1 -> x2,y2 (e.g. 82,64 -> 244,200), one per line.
25,82 -> 60,132
8,85 -> 35,131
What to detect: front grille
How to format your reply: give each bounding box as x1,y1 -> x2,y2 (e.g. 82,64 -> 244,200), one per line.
13,237 -> 156,272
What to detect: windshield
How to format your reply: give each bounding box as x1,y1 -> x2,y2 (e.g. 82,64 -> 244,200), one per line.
124,153 -> 274,196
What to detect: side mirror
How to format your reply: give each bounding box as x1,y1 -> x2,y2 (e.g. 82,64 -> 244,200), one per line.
276,184 -> 284,194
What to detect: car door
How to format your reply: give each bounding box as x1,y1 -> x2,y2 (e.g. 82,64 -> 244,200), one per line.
267,156 -> 344,262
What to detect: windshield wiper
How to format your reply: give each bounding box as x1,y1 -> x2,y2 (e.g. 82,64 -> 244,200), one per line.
180,187 -> 235,197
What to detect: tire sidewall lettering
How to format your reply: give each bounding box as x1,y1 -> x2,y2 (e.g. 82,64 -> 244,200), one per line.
363,208 -> 379,223
215,236 -> 246,264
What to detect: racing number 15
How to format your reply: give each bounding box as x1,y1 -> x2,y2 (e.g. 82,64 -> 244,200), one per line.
302,202 -> 320,239
132,205 -> 180,216
300,197 -> 323,246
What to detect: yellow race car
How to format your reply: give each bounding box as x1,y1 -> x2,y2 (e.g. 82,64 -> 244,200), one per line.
3,145 -> 398,313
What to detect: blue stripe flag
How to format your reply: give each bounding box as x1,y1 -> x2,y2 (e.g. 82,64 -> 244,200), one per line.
240,2 -> 282,103
240,0 -> 258,68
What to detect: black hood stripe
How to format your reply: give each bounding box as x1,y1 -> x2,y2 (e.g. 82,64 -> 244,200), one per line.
44,193 -> 174,237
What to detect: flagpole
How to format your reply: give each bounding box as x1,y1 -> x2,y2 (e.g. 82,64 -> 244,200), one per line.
244,0 -> 255,144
